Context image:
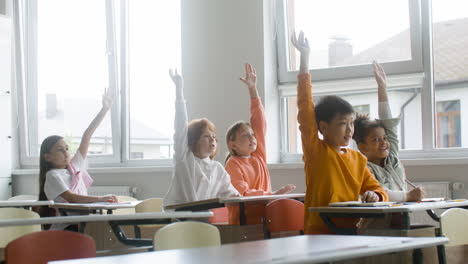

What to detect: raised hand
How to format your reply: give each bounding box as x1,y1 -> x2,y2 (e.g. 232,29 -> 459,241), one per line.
240,63 -> 257,89
291,31 -> 310,55
291,31 -> 310,74
373,61 -> 387,89
169,69 -> 184,98
102,88 -> 113,111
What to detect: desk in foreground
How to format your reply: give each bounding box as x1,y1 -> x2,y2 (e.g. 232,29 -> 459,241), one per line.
49,235 -> 448,264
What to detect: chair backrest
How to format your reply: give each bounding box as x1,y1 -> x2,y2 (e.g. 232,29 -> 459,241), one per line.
209,207 -> 229,224
440,208 -> 468,247
153,221 -> 221,250
111,195 -> 138,214
5,230 -> 96,264
0,208 -> 41,247
7,195 -> 38,201
265,198 -> 304,233
135,198 -> 164,213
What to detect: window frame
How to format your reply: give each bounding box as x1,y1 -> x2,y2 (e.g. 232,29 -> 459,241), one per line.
278,0 -> 468,163
14,0 -> 175,168
276,0 -> 423,83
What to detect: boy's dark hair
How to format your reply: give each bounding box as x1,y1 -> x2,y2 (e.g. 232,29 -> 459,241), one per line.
315,95 -> 355,132
352,113 -> 385,144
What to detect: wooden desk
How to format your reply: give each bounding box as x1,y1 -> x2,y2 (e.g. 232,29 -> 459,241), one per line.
0,200 -> 54,209
49,235 -> 448,264
309,200 -> 468,233
50,201 -> 140,215
0,211 -> 213,247
165,193 -> 305,225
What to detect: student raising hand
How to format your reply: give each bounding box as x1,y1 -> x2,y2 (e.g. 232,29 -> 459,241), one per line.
239,63 -> 259,99
291,31 -> 310,74
169,69 -> 184,99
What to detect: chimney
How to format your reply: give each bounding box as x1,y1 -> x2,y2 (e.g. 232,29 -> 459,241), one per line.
46,93 -> 57,119
328,35 -> 353,67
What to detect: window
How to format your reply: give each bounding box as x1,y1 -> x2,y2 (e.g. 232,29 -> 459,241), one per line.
14,0 -> 180,167
278,0 -> 468,162
353,105 -> 370,115
277,0 -> 422,82
432,0 -> 467,149
437,100 -> 461,148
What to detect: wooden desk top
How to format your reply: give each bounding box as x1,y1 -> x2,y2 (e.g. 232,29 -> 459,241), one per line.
0,200 -> 54,207
49,235 -> 448,264
165,193 -> 305,210
0,211 -> 213,227
50,201 -> 140,211
309,200 -> 468,214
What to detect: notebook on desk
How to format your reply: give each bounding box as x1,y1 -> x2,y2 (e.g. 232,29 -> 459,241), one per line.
328,201 -> 396,207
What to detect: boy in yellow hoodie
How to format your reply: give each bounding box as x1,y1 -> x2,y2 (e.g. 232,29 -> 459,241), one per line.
291,32 -> 388,234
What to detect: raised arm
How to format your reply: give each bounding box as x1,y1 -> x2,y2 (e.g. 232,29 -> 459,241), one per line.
374,61 -> 392,119
291,32 -> 319,155
169,69 -> 188,160
240,63 -> 267,159
78,88 -> 113,159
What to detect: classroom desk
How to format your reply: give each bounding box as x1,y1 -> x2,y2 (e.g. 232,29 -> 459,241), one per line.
309,200 -> 468,234
0,200 -> 54,209
50,201 -> 140,215
48,235 -> 449,264
165,193 -> 305,225
0,211 -> 213,247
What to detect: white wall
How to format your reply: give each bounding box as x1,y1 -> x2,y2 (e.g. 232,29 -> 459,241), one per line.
10,0 -> 468,201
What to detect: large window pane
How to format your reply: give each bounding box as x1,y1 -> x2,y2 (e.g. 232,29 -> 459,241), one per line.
432,0 -> 468,149
127,0 -> 180,160
30,0 -> 113,156
287,0 -> 411,70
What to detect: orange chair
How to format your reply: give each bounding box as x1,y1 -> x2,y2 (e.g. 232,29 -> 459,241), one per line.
5,230 -> 96,264
263,198 -> 304,239
209,207 -> 229,224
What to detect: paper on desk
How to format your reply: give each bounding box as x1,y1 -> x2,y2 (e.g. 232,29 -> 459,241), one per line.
328,201 -> 396,207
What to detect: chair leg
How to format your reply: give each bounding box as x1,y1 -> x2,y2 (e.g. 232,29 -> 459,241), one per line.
134,225 -> 141,239
437,245 -> 447,264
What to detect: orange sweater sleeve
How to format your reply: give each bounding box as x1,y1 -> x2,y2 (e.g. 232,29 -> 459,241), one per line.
361,167 -> 389,202
225,159 -> 266,196
297,73 -> 320,159
251,98 -> 266,162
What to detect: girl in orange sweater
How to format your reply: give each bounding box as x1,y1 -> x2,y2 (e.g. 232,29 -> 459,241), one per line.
225,63 -> 296,225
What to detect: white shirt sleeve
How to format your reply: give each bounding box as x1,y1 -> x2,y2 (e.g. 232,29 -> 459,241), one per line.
70,151 -> 88,172
44,170 -> 70,201
387,189 -> 407,202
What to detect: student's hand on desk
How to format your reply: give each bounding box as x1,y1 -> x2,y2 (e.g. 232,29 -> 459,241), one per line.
406,187 -> 425,202
273,184 -> 296,195
99,195 -> 118,203
362,191 -> 379,202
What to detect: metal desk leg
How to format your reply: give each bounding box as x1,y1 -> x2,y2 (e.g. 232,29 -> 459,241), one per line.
239,202 -> 246,225
426,209 -> 441,222
413,248 -> 423,264
402,212 -> 410,229
435,228 -> 447,264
